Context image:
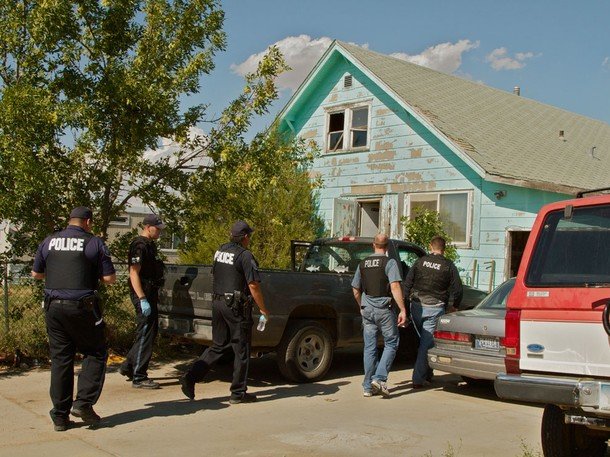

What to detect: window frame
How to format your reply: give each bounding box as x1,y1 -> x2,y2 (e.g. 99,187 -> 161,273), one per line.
324,101 -> 371,153
404,190 -> 473,248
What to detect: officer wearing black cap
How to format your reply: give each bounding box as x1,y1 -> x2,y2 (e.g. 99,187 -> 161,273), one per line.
119,214 -> 166,389
31,206 -> 116,431
180,220 -> 269,403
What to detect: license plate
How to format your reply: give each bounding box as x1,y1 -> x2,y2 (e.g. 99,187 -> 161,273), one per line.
475,336 -> 500,351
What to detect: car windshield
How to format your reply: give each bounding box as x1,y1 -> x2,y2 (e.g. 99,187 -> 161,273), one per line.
302,242 -> 374,273
475,278 -> 515,310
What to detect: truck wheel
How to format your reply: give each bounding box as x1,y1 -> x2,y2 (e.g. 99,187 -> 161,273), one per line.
277,321 -> 333,383
541,404 -> 608,457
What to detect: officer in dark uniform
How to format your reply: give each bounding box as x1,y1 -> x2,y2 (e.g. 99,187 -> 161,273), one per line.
180,220 -> 269,403
119,214 -> 166,389
31,206 -> 116,431
352,233 -> 407,398
404,235 -> 463,388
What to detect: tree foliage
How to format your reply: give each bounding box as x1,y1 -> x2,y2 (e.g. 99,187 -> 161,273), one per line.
181,128 -> 325,269
401,207 -> 459,262
0,0 -> 230,258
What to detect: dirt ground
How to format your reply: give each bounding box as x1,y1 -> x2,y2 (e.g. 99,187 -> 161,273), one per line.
0,348 -> 543,457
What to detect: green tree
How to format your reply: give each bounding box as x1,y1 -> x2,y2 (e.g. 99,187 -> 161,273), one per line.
401,207 -> 459,262
0,1 -> 284,260
181,128 -> 324,269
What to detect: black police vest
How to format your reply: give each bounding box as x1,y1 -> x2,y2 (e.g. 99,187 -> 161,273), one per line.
412,254 -> 453,302
129,237 -> 165,283
45,231 -> 98,290
359,255 -> 391,297
212,242 -> 247,295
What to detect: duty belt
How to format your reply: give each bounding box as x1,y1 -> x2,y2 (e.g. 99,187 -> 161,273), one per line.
50,299 -> 81,306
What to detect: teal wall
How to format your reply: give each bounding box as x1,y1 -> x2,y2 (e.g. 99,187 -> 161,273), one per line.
281,54 -> 569,290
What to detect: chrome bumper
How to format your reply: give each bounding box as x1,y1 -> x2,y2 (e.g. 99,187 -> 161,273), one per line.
428,347 -> 504,381
495,373 -> 610,416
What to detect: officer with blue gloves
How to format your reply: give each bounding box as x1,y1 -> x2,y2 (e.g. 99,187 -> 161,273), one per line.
119,214 -> 166,389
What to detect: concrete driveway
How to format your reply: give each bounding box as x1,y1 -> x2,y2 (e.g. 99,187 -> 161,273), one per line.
0,348 -> 542,457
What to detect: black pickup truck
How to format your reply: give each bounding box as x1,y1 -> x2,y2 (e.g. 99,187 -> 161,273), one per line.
158,237 -> 486,382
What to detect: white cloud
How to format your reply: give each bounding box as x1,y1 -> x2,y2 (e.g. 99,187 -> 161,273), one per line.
144,126 -> 210,168
231,35 -> 335,92
603,57 -> 610,70
486,47 -> 538,71
390,39 -> 480,73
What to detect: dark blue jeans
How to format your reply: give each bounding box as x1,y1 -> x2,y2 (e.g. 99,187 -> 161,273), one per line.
361,306 -> 399,391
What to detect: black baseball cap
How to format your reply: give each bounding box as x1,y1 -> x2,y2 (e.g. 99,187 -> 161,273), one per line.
143,214 -> 166,229
230,220 -> 254,237
69,206 -> 93,220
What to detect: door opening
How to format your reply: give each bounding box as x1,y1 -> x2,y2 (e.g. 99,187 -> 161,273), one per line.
507,230 -> 530,278
359,201 -> 380,236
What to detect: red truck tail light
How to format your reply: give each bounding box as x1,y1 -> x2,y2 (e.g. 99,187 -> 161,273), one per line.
433,330 -> 472,343
503,309 -> 521,374
337,236 -> 356,241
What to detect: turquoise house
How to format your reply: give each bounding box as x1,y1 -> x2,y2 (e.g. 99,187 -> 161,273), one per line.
277,41 -> 610,290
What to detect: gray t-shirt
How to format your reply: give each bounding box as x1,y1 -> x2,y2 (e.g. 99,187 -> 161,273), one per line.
352,255 -> 401,309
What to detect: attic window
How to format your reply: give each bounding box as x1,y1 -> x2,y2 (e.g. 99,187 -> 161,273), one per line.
326,104 -> 369,152
344,75 -> 353,88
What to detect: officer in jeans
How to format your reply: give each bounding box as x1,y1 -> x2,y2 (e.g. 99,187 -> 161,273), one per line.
404,235 -> 463,388
352,233 -> 406,397
31,206 -> 116,431
119,214 -> 166,389
180,220 -> 269,403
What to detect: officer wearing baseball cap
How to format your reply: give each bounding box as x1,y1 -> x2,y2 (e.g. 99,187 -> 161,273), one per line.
119,214 -> 166,389
31,206 -> 116,431
180,220 -> 269,403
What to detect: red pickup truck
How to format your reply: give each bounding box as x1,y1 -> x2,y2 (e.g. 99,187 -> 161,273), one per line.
495,190 -> 610,457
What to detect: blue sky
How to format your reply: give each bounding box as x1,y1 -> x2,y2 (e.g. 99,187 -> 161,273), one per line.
187,0 -> 610,138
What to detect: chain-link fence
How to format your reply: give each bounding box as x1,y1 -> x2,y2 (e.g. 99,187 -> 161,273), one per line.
0,261 -> 135,360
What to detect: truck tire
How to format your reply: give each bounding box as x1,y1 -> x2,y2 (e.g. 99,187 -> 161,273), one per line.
541,404 -> 607,457
276,321 -> 333,383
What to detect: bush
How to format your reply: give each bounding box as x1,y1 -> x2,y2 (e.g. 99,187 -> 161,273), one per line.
401,207 -> 459,262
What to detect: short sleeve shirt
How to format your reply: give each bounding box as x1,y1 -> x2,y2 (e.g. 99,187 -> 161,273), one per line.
352,255 -> 401,309
32,225 -> 115,300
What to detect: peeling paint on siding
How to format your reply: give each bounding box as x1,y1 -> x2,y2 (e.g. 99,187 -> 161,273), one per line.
329,93 -> 338,102
308,171 -> 322,179
338,157 -> 359,165
426,158 -> 435,164
390,182 -> 437,193
349,184 -> 388,195
375,108 -> 392,116
331,168 -> 342,177
373,127 -> 394,139
300,129 -> 318,140
369,150 -> 396,162
367,163 -> 395,171
374,141 -> 395,151
410,148 -> 422,158
395,172 -> 423,182
376,119 -> 386,127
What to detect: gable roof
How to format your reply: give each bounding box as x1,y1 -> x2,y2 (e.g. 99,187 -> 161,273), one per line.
282,40 -> 610,194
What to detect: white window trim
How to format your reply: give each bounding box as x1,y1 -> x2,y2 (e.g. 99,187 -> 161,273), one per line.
324,100 -> 371,153
109,215 -> 130,227
404,190 -> 473,248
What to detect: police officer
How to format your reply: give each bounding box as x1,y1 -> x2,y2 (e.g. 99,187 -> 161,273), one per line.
119,214 -> 166,389
404,235 -> 463,388
352,233 -> 406,398
180,220 -> 269,403
31,206 -> 116,431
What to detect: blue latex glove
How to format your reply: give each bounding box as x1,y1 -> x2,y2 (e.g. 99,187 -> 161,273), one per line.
140,298 -> 151,317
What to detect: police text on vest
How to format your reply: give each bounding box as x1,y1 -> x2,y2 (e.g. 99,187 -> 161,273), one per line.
214,251 -> 235,265
49,238 -> 85,252
364,259 -> 381,268
423,260 -> 441,270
